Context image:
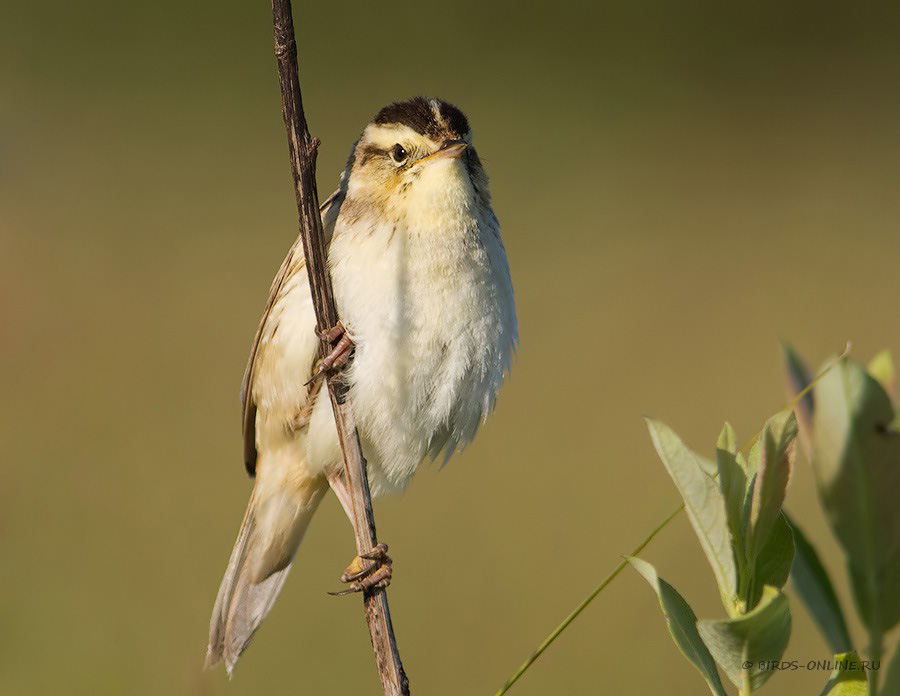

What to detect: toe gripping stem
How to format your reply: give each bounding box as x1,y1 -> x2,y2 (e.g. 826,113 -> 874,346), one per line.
329,543 -> 392,596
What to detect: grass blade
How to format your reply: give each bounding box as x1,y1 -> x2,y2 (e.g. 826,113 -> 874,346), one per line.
492,505 -> 683,696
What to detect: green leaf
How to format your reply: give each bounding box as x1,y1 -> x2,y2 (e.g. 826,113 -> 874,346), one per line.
736,451 -> 754,546
697,586 -> 791,691
786,515 -> 852,653
750,512 -> 794,606
717,423 -> 747,588
697,453 -> 719,478
646,419 -> 737,606
746,437 -> 762,479
867,350 -> 895,400
749,411 -> 797,561
810,358 -> 900,637
716,424 -> 746,540
819,651 -> 869,696
717,421 -> 737,457
847,550 -> 900,634
867,350 -> 900,433
627,557 -> 728,696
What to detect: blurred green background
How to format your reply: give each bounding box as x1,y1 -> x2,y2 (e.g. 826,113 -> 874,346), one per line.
2,1 -> 899,694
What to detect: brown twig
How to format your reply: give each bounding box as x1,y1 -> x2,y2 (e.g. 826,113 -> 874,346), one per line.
269,2 -> 410,694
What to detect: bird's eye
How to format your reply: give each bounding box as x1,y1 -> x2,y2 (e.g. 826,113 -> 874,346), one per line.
390,144 -> 408,163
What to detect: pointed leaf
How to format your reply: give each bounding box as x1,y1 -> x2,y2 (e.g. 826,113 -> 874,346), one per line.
819,651 -> 869,696
867,350 -> 895,401
697,586 -> 791,691
717,422 -> 737,456
846,549 -> 900,633
787,515 -> 852,653
627,557 -> 728,696
867,350 -> 900,433
750,512 -> 794,606
749,411 -> 797,561
810,358 -> 900,635
717,423 -> 747,569
746,437 -> 762,479
646,419 -> 737,605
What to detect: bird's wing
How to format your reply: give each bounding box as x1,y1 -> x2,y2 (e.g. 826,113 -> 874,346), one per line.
240,187 -> 344,476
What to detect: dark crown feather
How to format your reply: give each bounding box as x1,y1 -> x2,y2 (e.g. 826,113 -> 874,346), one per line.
374,97 -> 470,139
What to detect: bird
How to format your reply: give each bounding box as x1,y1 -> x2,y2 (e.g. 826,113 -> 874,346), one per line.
206,97 -> 518,674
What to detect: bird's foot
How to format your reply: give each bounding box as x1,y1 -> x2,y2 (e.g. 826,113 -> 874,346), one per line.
305,322 -> 354,385
328,543 -> 392,596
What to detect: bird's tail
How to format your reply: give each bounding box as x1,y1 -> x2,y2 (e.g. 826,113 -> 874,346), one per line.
205,476 -> 328,674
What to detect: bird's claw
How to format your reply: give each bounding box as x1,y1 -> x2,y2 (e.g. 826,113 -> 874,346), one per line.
328,543 -> 392,596
305,322 -> 354,386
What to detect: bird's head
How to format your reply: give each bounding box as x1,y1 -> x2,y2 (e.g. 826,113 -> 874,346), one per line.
342,97 -> 491,224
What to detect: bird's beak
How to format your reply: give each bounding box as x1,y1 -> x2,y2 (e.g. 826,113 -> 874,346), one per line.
422,139 -> 468,162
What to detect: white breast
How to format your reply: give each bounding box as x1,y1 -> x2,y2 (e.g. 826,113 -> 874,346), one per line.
319,181 -> 517,494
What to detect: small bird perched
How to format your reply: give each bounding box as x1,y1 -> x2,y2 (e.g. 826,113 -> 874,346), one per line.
206,97 -> 517,673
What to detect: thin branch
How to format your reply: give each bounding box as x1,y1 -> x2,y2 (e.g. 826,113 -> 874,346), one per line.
269,2 -> 409,694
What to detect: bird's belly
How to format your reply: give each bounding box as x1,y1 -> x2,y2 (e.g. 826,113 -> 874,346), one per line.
324,226 -> 512,495
350,314 -> 491,493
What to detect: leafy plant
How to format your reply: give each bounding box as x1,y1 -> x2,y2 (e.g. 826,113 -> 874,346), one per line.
784,348 -> 900,695
630,414 -> 796,694
496,348 -> 900,695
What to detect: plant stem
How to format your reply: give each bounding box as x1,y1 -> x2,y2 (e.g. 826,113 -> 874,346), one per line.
870,633 -> 882,695
269,2 -> 408,693
493,505 -> 684,696
741,661 -> 753,695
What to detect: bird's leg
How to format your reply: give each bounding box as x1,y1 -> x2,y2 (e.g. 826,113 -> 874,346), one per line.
328,471 -> 354,518
305,322 -> 354,385
326,472 -> 393,596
